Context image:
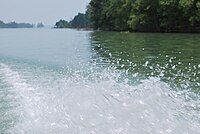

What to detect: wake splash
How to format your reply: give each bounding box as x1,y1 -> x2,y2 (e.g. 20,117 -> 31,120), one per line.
0,63 -> 200,134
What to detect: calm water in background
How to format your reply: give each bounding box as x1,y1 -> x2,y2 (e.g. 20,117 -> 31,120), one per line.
0,29 -> 200,133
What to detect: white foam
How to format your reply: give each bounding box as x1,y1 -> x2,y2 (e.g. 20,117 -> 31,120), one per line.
0,63 -> 200,134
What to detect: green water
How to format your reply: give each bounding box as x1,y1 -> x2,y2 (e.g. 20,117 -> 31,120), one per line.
91,32 -> 200,92
0,29 -> 199,133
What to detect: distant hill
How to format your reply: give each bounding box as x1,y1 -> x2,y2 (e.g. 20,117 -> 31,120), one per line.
0,20 -> 34,28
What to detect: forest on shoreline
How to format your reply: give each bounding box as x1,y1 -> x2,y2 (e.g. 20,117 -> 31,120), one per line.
55,0 -> 200,33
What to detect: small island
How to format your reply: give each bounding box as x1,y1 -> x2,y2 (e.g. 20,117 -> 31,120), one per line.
0,20 -> 44,28
36,22 -> 44,28
0,20 -> 34,28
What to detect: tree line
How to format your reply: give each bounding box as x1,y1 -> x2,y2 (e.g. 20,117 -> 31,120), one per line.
88,0 -> 200,32
55,0 -> 200,32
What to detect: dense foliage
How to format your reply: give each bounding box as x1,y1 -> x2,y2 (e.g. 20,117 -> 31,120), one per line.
55,20 -> 70,28
70,13 -> 91,28
88,0 -> 200,32
54,12 -> 91,29
0,20 -> 34,28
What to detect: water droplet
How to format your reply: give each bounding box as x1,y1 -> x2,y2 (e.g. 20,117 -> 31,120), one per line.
172,65 -> 176,69
144,61 -> 149,66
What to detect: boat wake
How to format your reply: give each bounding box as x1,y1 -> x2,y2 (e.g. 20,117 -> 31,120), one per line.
0,63 -> 200,134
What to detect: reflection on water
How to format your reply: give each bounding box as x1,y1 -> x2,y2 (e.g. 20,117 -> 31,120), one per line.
90,32 -> 200,92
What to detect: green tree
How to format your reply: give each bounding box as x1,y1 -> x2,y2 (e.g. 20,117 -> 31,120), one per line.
89,0 -> 107,29
158,0 -> 185,32
179,0 -> 200,31
128,0 -> 160,32
70,13 -> 91,28
55,20 -> 70,28
86,0 -> 200,32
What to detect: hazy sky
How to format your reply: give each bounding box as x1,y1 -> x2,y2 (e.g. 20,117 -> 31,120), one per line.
0,0 -> 90,25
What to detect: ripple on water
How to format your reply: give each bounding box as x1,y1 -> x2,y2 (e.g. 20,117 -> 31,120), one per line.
0,63 -> 199,134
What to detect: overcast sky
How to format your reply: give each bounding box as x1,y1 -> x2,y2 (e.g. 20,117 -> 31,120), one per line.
0,0 -> 90,25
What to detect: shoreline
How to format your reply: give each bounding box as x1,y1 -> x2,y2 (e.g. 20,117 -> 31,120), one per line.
53,27 -> 200,34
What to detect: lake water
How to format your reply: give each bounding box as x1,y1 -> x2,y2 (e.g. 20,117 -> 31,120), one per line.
0,28 -> 200,133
